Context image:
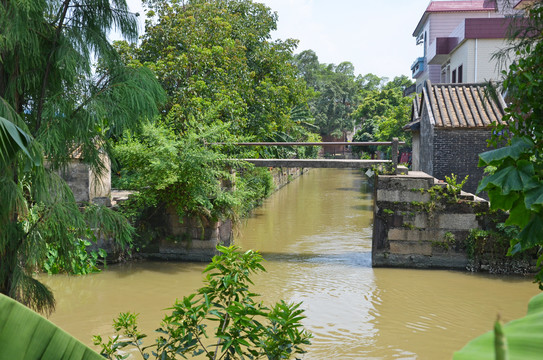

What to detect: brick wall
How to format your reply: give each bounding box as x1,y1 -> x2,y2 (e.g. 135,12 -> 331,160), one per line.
419,107 -> 434,175
432,128 -> 493,195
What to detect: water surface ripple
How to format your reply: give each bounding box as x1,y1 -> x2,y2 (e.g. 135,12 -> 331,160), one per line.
42,169 -> 539,359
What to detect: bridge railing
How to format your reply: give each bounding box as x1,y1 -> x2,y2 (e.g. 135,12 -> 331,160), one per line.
215,138 -> 405,174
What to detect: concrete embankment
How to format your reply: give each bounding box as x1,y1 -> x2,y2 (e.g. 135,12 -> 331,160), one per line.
372,171 -> 535,273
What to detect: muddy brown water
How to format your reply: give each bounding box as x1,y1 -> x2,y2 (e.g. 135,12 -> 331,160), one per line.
42,168 -> 539,359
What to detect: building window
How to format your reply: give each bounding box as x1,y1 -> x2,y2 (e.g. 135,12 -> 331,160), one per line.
452,69 -> 457,83
458,65 -> 463,83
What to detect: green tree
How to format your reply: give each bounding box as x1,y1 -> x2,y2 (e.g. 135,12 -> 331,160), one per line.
293,52 -> 360,138
133,0 -> 309,139
356,73 -> 386,97
111,0 -> 317,231
94,246 -> 312,360
476,2 -> 543,286
352,77 -> 413,144
0,0 -> 165,313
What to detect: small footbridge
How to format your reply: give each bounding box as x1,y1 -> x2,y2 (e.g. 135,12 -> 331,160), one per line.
227,138 -> 406,174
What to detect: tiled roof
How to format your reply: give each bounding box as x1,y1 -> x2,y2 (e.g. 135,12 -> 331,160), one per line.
423,80 -> 506,128
426,1 -> 497,12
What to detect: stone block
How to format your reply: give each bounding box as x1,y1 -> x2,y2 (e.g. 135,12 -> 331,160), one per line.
376,189 -> 430,203
414,214 -> 428,228
159,238 -> 219,254
417,230 -> 444,241
389,240 -> 432,256
388,228 -> 408,241
378,173 -> 434,191
438,214 -> 478,230
388,228 -> 445,242
396,165 -> 409,175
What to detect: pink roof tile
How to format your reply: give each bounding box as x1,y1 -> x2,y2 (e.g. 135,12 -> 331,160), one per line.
426,1 -> 497,13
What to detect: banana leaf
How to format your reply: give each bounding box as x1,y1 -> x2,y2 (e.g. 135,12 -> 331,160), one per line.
0,293 -> 103,360
454,292 -> 543,359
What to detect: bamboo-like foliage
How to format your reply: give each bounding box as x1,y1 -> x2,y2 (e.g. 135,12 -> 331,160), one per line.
0,0 -> 165,314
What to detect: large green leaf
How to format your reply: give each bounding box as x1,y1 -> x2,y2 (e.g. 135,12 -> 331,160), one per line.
505,196 -> 532,228
477,164 -> 532,195
487,188 -> 519,211
525,183 -> 543,210
516,215 -> 543,252
478,137 -> 533,167
0,293 -> 103,360
454,292 -> 543,359
0,116 -> 40,166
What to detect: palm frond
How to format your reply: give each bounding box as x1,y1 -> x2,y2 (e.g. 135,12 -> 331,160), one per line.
10,266 -> 55,315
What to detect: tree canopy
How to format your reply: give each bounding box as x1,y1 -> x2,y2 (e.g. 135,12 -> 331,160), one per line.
352,78 -> 413,145
124,0 -> 310,140
292,50 -> 413,143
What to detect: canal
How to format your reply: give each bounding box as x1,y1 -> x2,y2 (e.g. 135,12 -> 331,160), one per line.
42,168 -> 539,359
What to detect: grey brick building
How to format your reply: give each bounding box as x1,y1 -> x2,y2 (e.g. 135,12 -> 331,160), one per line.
404,80 -> 506,195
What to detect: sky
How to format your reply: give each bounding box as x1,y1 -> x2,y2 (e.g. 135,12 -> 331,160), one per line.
124,0 -> 431,80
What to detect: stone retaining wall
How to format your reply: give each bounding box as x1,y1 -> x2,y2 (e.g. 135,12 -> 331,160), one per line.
372,171 -> 489,269
142,207 -> 233,262
270,167 -> 309,190
137,167 -> 308,262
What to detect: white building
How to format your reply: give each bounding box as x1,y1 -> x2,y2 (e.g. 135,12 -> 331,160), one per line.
411,0 -> 525,93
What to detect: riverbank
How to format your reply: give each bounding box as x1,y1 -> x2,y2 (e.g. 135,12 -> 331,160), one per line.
106,167 -> 310,262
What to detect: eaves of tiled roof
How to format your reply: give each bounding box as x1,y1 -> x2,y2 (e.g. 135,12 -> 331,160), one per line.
423,80 -> 506,129
404,95 -> 421,131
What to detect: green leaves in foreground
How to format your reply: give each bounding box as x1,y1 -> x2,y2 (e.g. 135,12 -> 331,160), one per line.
95,245 -> 312,359
477,137 -> 543,284
0,293 -> 103,360
454,292 -> 543,359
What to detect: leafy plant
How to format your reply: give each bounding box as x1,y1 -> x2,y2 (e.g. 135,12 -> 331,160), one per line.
94,245 -> 312,359
114,121 -> 271,225
454,292 -> 543,359
432,231 -> 456,251
477,137 -> 543,282
444,173 -> 469,202
476,1 -> 543,287
0,293 -> 103,359
43,236 -> 107,276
